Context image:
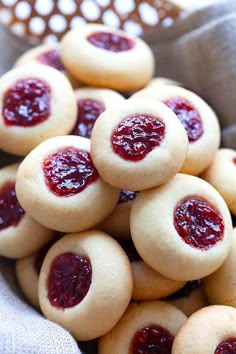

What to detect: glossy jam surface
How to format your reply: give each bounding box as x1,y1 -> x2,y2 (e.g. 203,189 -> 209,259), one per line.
165,98 -> 203,143
174,197 -> 224,250
167,279 -> 202,300
215,339 -> 236,353
0,182 -> 25,231
119,239 -> 141,263
112,114 -> 165,161
87,31 -> 135,52
38,49 -> 65,71
3,78 -> 51,127
132,325 -> 174,354
47,252 -> 92,309
43,148 -> 98,197
72,98 -> 105,138
118,190 -> 138,204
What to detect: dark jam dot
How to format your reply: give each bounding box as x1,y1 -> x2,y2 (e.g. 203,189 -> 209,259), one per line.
174,197 -> 224,250
87,31 -> 135,52
118,190 -> 138,204
119,239 -> 141,263
132,325 -> 174,354
0,182 -> 25,231
164,98 -> 203,143
233,157 -> 236,165
47,252 -> 92,309
71,98 -> 105,138
3,78 -> 51,127
166,279 -> 203,300
111,114 -> 165,161
43,148 -> 98,197
38,49 -> 65,71
215,339 -> 236,353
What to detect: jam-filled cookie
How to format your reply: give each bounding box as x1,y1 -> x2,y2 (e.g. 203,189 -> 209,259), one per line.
201,149 -> 236,216
91,98 -> 188,191
120,239 -> 186,301
166,279 -> 208,316
71,87 -> 124,138
38,230 -> 133,341
132,86 -> 220,175
99,300 -> 187,354
98,190 -> 138,239
16,135 -> 119,233
172,305 -> 236,354
14,43 -> 80,88
16,239 -> 56,309
204,228 -> 236,307
0,164 -> 53,259
131,174 -> 233,281
61,24 -> 154,91
0,64 -> 77,156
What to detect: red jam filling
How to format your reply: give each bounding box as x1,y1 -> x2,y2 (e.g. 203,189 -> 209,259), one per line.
174,197 -> 224,250
43,148 -> 98,197
71,98 -> 105,138
47,252 -> 92,309
3,78 -> 51,127
87,31 -> 135,52
111,114 -> 165,161
0,182 -> 25,231
132,325 -> 174,354
164,97 -> 203,143
118,190 -> 138,204
233,157 -> 236,165
38,49 -> 65,71
166,279 -> 202,300
119,239 -> 141,263
215,339 -> 236,353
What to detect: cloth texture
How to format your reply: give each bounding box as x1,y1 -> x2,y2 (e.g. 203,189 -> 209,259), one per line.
0,0 -> 236,353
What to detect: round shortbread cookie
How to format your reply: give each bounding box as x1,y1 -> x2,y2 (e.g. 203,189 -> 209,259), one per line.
0,64 -> 77,156
0,164 -> 53,259
204,228 -> 236,307
99,300 -> 187,354
172,305 -> 236,354
38,230 -> 133,341
132,85 -> 220,175
91,98 -> 188,191
201,149 -> 236,215
71,87 -> 124,138
131,173 -> 233,281
166,279 -> 208,316
61,24 -> 154,91
16,135 -> 119,233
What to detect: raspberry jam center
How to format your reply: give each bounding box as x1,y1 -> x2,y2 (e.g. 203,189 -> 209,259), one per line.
118,190 -> 138,204
174,197 -> 224,250
0,182 -> 25,231
38,49 -> 65,71
215,339 -> 236,353
132,325 -> 174,354
164,98 -> 203,143
43,148 -> 98,197
87,31 -> 135,52
3,78 -> 51,127
71,98 -> 105,138
232,157 -> 236,165
111,114 -> 165,161
166,279 -> 202,300
47,252 -> 92,309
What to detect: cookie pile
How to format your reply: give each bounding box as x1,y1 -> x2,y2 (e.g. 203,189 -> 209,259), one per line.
0,23 -> 235,353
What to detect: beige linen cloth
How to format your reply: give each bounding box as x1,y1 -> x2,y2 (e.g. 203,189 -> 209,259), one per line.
0,1 -> 236,353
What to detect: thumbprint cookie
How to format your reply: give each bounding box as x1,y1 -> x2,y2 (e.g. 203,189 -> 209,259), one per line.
15,135 -> 119,233
61,24 -> 154,91
131,174 -> 233,281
